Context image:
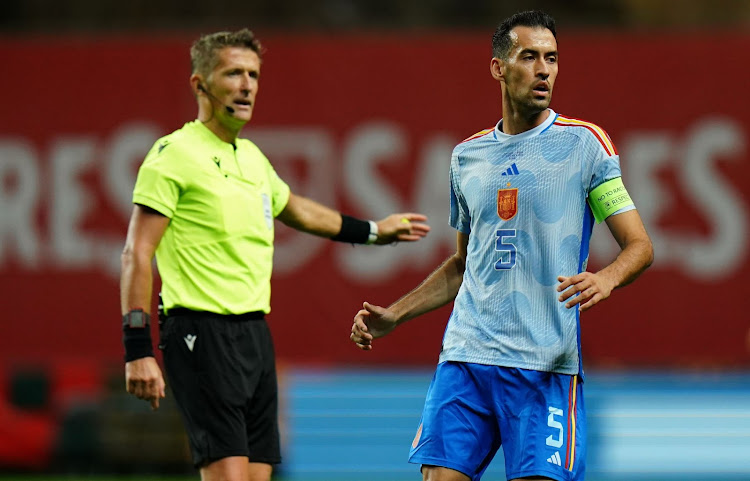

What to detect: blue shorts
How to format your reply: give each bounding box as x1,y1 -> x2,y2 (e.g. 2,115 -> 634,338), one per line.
409,362 -> 585,481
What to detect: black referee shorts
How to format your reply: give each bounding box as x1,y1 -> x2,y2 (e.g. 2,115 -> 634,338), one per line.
160,309 -> 281,467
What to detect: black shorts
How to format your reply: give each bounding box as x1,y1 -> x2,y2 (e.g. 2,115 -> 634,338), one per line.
160,309 -> 280,467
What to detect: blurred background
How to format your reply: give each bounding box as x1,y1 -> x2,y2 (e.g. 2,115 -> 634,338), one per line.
1,0 -> 749,480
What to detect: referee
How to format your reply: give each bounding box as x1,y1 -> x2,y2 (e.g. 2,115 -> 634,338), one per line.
119,29 -> 430,481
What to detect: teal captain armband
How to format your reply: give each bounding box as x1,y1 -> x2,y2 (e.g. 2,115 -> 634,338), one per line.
587,177 -> 634,223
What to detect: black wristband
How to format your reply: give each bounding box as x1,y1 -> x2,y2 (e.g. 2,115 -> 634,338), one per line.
123,310 -> 154,362
331,214 -> 371,244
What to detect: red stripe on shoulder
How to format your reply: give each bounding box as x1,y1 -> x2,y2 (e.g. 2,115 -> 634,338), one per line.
460,128 -> 494,144
554,116 -> 618,156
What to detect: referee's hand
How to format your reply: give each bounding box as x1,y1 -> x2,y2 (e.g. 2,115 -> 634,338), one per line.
125,357 -> 166,410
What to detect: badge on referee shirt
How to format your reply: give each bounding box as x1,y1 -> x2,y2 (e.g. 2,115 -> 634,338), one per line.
262,193 -> 273,230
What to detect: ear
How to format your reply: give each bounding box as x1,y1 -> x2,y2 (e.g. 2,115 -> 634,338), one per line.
490,57 -> 504,82
189,74 -> 205,96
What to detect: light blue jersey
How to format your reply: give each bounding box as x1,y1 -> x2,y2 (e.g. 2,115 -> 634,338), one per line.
443,109 -> 634,376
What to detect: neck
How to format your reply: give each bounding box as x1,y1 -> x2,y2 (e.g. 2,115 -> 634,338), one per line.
198,108 -> 242,144
500,95 -> 550,135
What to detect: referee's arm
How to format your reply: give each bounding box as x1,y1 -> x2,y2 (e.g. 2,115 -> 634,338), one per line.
120,204 -> 170,409
277,193 -> 430,244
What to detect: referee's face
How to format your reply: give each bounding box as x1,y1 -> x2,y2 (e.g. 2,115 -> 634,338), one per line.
498,26 -> 558,115
207,47 -> 261,125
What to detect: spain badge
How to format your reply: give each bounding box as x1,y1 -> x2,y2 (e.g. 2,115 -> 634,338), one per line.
497,187 -> 518,221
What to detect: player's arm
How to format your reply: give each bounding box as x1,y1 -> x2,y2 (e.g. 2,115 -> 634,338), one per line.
276,192 -> 430,245
558,209 -> 653,312
120,204 -> 170,409
350,231 -> 469,350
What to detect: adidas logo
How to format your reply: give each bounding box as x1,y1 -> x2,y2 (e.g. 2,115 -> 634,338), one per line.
547,451 -> 562,466
184,334 -> 197,352
500,163 -> 520,176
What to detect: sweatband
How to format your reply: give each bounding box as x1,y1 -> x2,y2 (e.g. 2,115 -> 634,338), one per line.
331,214 -> 378,244
123,310 -> 154,362
587,177 -> 634,224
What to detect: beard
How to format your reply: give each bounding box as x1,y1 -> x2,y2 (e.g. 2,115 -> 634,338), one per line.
512,90 -> 551,116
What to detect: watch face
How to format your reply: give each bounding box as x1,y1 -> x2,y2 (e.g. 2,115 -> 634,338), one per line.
125,310 -> 147,328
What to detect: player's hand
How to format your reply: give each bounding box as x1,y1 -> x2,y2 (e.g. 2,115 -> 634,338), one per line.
557,272 -> 615,312
374,213 -> 430,245
125,357 -> 166,410
350,302 -> 398,350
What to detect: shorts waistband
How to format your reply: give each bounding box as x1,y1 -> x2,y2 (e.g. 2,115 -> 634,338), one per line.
166,307 -> 265,321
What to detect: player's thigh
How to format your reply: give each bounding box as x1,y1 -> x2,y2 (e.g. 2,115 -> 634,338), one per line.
410,362 -> 501,479
423,465 -> 471,481
499,369 -> 585,481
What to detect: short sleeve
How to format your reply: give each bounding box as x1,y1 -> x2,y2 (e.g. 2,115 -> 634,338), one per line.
587,148 -> 622,194
585,134 -> 635,221
132,145 -> 185,218
449,149 -> 471,233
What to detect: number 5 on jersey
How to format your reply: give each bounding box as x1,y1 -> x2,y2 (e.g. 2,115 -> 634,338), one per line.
495,229 -> 517,270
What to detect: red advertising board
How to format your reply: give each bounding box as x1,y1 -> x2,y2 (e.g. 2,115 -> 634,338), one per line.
0,32 -> 748,371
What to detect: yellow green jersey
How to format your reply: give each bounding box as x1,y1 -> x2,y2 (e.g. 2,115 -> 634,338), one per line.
133,120 -> 290,314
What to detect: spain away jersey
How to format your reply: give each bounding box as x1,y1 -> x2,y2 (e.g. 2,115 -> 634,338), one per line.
443,109 -> 634,376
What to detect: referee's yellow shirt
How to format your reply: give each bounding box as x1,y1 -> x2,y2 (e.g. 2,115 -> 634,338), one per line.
133,120 -> 290,314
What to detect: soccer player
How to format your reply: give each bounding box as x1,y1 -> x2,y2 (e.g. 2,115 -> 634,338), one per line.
349,11 -> 653,481
120,29 -> 430,481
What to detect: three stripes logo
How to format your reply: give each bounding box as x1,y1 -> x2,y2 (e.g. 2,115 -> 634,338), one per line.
500,162 -> 520,176
547,451 -> 562,466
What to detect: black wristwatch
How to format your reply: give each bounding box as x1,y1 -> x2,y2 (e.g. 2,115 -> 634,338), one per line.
123,308 -> 150,328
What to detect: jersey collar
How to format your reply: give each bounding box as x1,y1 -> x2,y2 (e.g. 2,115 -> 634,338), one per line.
190,120 -> 237,149
494,109 -> 558,143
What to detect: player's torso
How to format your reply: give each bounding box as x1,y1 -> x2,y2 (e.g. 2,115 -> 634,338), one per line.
459,128 -> 589,288
442,124 -> 592,374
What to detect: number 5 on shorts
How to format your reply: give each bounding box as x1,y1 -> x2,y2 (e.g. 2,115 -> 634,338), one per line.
546,406 -> 564,448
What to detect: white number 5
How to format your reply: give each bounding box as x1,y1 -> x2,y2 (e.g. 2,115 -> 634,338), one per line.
546,406 -> 564,448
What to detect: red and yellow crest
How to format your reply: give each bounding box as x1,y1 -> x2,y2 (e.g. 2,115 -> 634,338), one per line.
497,188 -> 518,221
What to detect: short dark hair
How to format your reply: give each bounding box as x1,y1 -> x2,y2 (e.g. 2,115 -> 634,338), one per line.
492,11 -> 556,60
190,29 -> 263,77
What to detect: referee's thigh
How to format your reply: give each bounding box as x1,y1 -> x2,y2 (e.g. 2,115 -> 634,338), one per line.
161,314 -> 280,466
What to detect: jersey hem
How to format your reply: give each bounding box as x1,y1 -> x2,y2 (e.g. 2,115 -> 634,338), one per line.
133,194 -> 175,218
437,355 -> 579,376
272,184 -> 291,217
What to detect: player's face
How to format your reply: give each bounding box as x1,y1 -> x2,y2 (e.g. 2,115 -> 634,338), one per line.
206,47 -> 261,125
500,26 -> 558,114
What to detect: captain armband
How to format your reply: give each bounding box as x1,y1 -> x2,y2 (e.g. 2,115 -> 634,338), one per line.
587,177 -> 634,224
331,214 -> 378,244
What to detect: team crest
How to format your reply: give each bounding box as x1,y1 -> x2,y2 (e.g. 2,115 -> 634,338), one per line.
497,188 -> 518,220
